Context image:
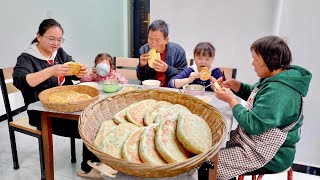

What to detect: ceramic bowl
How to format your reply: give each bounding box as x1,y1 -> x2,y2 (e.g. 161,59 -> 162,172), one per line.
102,79 -> 120,93
78,82 -> 99,89
142,80 -> 161,88
184,84 -> 205,95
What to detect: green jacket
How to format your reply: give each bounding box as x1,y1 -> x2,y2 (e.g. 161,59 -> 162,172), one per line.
233,65 -> 312,172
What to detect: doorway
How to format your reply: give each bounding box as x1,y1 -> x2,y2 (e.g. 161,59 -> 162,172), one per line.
132,0 -> 150,58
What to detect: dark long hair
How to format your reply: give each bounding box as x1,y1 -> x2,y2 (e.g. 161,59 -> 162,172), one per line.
31,19 -> 64,44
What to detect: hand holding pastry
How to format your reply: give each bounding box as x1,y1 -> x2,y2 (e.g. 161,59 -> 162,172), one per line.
188,72 -> 200,83
153,59 -> 168,72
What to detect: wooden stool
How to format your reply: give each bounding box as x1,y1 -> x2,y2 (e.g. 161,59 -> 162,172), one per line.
238,167 -> 293,180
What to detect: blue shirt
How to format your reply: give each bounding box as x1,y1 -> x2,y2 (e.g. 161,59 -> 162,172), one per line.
136,42 -> 187,84
168,66 -> 223,91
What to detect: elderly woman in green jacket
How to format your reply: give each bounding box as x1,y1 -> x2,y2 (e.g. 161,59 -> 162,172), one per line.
212,35 -> 312,180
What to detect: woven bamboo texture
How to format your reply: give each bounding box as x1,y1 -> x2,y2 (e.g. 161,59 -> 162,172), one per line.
38,85 -> 99,112
79,89 -> 226,178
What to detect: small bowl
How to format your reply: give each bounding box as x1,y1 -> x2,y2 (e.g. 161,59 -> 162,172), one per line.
102,79 -> 120,93
78,82 -> 99,89
142,80 -> 161,88
184,84 -> 205,95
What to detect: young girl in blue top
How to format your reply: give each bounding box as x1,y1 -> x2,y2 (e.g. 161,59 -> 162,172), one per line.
168,42 -> 222,91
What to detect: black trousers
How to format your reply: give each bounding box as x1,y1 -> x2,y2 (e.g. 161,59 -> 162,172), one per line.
28,110 -> 100,172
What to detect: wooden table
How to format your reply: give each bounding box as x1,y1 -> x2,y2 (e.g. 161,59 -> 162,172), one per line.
28,85 -> 233,180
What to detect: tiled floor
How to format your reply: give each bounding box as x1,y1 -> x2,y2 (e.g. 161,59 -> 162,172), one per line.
0,112 -> 319,180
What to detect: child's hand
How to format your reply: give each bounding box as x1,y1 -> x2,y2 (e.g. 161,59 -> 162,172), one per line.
188,72 -> 199,83
139,53 -> 149,67
92,67 -> 97,74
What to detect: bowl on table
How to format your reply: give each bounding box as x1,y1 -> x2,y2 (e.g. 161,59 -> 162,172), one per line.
78,82 -> 99,89
102,79 -> 121,93
184,84 -> 205,96
142,80 -> 161,88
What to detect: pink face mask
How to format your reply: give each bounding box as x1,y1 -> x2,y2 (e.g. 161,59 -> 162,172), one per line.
95,63 -> 110,77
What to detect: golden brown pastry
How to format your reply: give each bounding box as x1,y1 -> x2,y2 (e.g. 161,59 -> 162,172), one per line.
199,66 -> 211,81
177,113 -> 212,154
155,120 -> 190,163
139,124 -> 167,164
148,49 -> 160,69
65,62 -> 82,76
122,127 -> 145,163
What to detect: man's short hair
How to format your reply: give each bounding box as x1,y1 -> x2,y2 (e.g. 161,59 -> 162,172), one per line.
148,20 -> 169,38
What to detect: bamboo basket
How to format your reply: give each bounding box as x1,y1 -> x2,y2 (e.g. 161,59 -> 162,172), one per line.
79,89 -> 226,178
38,85 -> 99,112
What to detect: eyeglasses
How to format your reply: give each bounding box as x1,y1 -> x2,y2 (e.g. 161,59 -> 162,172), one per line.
43,35 -> 64,44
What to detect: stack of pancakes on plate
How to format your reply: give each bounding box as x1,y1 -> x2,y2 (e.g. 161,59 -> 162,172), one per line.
93,99 -> 212,164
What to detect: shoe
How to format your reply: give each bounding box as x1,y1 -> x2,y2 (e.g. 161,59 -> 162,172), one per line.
87,160 -> 118,177
77,168 -> 107,179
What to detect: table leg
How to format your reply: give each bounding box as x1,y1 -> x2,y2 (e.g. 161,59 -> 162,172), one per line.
41,112 -> 54,180
208,153 -> 219,180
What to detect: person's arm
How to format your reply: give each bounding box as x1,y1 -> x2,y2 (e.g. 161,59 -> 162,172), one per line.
136,45 -> 154,81
168,68 -> 193,88
165,48 -> 187,79
112,70 -> 128,84
13,55 -> 69,88
57,48 -> 87,81
235,82 -> 256,101
174,71 -> 199,88
26,65 -> 69,87
233,84 -> 299,135
80,72 -> 94,82
218,77 -> 254,100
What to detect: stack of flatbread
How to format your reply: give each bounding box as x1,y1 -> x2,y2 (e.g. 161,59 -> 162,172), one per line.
93,99 -> 212,164
48,90 -> 92,104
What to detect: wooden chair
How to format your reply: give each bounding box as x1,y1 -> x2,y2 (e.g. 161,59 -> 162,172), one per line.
220,67 -> 237,79
0,67 -> 76,180
187,58 -> 194,66
238,167 -> 293,180
113,57 -> 140,84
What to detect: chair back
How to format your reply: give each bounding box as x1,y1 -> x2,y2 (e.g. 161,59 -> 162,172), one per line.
187,59 -> 194,66
114,57 -> 140,84
0,67 -> 26,122
219,67 -> 237,79
2,67 -> 20,94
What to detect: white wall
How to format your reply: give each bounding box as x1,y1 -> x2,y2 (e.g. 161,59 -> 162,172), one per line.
0,0 -> 129,114
0,0 -> 129,69
151,0 -> 320,166
151,0 -> 278,83
279,0 -> 320,167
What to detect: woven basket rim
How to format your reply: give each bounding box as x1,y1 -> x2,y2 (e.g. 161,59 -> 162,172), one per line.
39,85 -> 99,104
79,89 -> 227,177
38,85 -> 99,112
